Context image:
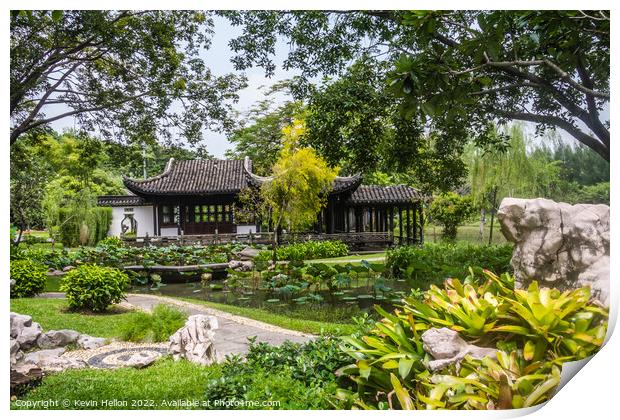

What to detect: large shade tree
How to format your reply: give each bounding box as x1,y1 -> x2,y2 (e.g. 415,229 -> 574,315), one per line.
10,10 -> 246,146
221,10 -> 609,161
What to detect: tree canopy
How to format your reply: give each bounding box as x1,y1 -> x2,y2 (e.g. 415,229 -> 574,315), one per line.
222,10 -> 609,161
10,10 -> 246,146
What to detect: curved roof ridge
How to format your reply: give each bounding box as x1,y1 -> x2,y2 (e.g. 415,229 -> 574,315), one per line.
123,158 -> 176,185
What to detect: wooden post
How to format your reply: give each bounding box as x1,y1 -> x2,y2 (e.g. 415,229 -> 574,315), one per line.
419,203 -> 425,244
406,205 -> 412,245
398,207 -> 403,245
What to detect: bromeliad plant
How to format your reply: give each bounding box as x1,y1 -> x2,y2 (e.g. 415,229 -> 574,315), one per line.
336,269 -> 608,410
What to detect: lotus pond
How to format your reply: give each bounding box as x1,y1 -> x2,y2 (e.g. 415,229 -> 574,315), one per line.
129,260 -> 424,315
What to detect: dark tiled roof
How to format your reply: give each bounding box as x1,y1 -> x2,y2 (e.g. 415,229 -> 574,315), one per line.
347,185 -> 424,205
244,158 -> 362,195
97,195 -> 149,207
124,159 -> 250,196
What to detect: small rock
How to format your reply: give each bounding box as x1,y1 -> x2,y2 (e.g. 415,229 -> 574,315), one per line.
15,322 -> 42,350
421,328 -> 497,371
77,334 -> 106,350
62,265 -> 75,272
124,353 -> 158,369
23,348 -> 66,365
37,329 -> 80,349
10,312 -> 32,338
237,246 -> 260,260
169,315 -> 218,365
228,260 -> 253,272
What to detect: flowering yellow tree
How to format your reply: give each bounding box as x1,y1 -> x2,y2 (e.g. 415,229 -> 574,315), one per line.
261,119 -> 337,261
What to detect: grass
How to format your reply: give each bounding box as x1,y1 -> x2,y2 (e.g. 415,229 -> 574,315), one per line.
10,298 -> 136,339
118,304 -> 187,342
178,297 -> 359,336
424,222 -> 508,245
11,358 -> 221,410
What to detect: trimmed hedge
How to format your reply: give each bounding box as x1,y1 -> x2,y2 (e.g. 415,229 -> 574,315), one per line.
256,240 -> 349,261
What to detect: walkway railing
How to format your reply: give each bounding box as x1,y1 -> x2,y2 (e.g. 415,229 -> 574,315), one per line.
121,231 -> 417,248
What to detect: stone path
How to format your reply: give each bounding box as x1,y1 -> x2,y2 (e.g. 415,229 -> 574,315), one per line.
40,293 -> 313,360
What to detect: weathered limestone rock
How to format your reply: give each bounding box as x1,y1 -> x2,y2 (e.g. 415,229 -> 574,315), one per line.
62,265 -> 75,272
19,348 -> 87,372
15,322 -> 43,350
77,334 -> 106,350
169,315 -> 219,365
10,312 -> 33,338
228,260 -> 253,272
37,329 -> 80,349
497,198 -> 610,306
421,328 -> 497,371
10,339 -> 22,365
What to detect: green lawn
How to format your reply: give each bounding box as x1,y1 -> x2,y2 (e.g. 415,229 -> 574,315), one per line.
178,297 -> 358,336
424,222 -> 508,245
11,358 -> 221,410
10,298 -> 136,339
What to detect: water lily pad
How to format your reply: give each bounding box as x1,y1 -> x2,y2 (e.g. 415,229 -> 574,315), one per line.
237,297 -> 251,301
357,294 -> 374,299
192,289 -> 203,293
266,298 -> 280,303
341,296 -> 358,301
332,291 -> 345,296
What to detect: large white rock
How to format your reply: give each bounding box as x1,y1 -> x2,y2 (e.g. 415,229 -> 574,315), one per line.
168,315 -> 219,365
37,329 -> 80,349
421,328 -> 497,371
497,198 -> 610,306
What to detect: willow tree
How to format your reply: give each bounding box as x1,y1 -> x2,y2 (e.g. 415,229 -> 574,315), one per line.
261,119 -> 337,262
468,125 -> 560,243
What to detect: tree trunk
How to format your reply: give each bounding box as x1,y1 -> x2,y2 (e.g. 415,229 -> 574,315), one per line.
479,209 -> 486,242
488,187 -> 498,245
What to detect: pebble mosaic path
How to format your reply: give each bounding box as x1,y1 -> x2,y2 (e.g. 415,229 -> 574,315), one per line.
41,292 -> 314,367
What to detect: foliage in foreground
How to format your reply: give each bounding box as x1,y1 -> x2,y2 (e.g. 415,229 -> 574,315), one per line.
10,258 -> 48,298
386,242 -> 513,288
255,240 -> 349,261
204,336 -> 355,409
60,264 -> 129,312
118,304 -> 187,342
337,270 -> 608,409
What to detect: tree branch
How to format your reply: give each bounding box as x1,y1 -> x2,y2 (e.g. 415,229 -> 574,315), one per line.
497,110 -> 609,161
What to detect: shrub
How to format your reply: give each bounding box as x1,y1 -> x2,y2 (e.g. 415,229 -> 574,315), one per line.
256,240 -> 349,261
118,304 -> 187,342
60,264 -> 129,312
10,258 -> 48,298
98,236 -> 125,248
428,192 -> 476,240
386,242 -> 513,288
337,270 -> 608,409
204,336 -> 354,409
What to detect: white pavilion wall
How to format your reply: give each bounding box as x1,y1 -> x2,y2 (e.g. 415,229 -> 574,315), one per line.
107,206 -> 154,237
